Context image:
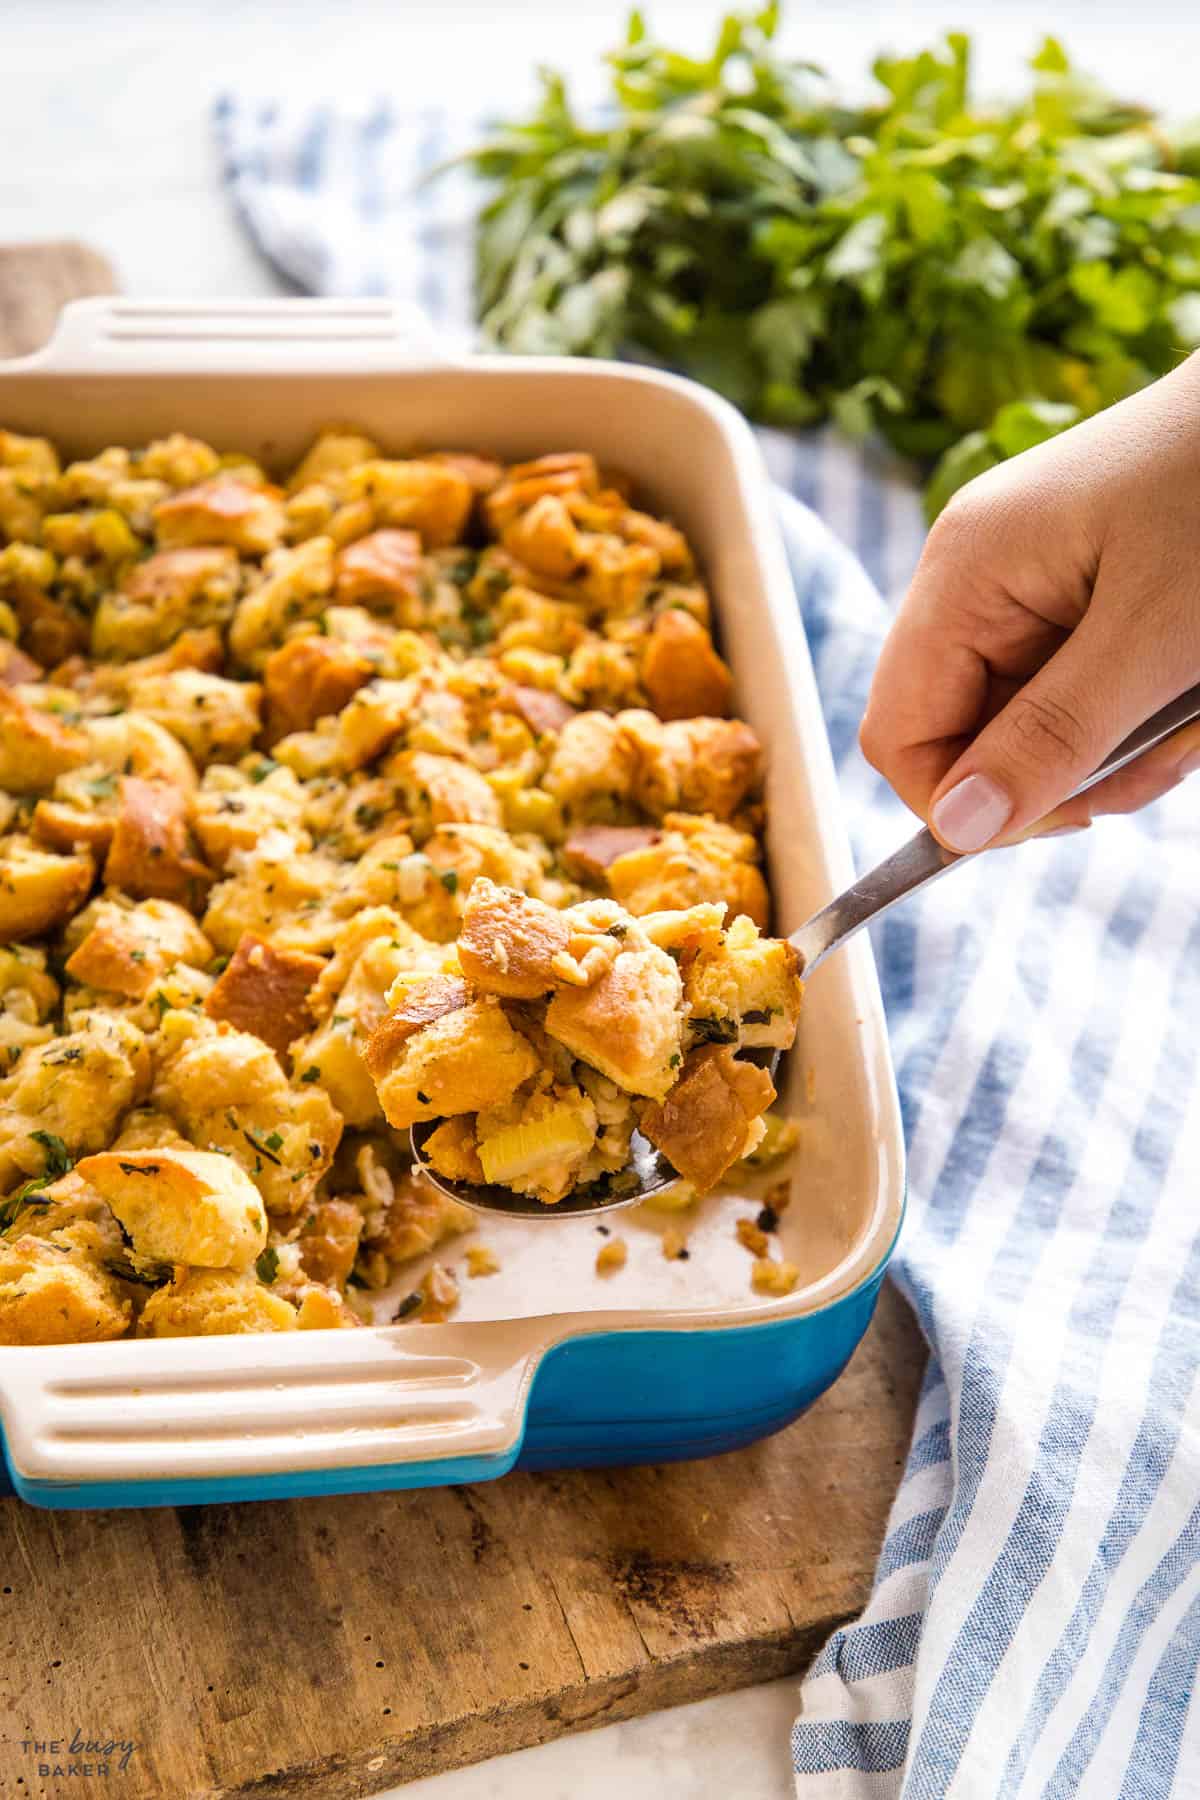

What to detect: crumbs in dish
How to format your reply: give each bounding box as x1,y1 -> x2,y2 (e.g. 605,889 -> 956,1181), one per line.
0,429 -> 800,1343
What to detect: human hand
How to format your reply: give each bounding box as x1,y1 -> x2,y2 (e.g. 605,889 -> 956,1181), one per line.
859,355 -> 1200,850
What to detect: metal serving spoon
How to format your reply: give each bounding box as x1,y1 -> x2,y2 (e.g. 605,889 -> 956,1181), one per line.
412,680 -> 1200,1218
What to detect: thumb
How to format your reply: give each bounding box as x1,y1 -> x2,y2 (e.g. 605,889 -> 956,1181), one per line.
926,617 -> 1167,853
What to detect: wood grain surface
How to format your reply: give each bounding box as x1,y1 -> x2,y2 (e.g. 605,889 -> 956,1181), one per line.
0,247 -> 924,1799
1,1283 -> 923,1800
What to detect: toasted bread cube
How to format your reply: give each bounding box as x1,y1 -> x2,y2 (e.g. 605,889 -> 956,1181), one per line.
607,813 -> 768,927
138,1267 -> 298,1336
65,897 -> 213,999
334,528 -> 423,610
544,712 -> 639,818
333,678 -> 418,768
31,797 -> 118,856
637,901 -> 728,958
287,430 -> 379,491
639,1045 -> 775,1194
662,718 -> 762,820
427,450 -> 502,495
420,1117 -> 485,1185
155,475 -> 285,555
139,433 -> 220,487
110,1107 -> 192,1154
84,711 -> 199,792
202,833 -> 341,956
389,749 -> 502,834
0,944 -> 58,1062
485,453 -> 600,531
92,546 -> 240,660
296,1198 -> 364,1291
544,942 -> 684,1099
189,761 -> 309,866
77,1147 -> 268,1271
685,915 -> 803,1051
0,686 -> 89,793
104,776 -> 213,908
350,459 -> 473,547
0,836 -> 93,941
365,981 -> 538,1129
0,1013 -> 152,1189
500,494 -> 586,581
579,534 -> 660,613
204,931 -> 325,1060
227,536 -> 336,668
641,609 -> 733,720
262,635 -> 373,742
0,1233 -> 131,1344
127,669 -> 262,765
457,877 -> 571,999
153,1017 -> 343,1217
295,914 -> 441,1126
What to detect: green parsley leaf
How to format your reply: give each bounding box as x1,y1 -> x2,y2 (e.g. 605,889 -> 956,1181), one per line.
30,1130 -> 73,1177
256,1246 -> 280,1285
461,11 -> 1200,517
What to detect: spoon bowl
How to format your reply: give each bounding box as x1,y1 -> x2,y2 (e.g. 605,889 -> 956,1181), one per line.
410,1121 -> 680,1219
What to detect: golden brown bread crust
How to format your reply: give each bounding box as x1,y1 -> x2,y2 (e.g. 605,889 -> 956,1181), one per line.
65,897 -> 211,1000
0,838 -> 95,940
362,975 -> 472,1076
485,453 -> 600,531
334,527 -> 423,608
262,635 -> 374,742
543,941 -> 684,1099
120,545 -> 239,612
31,799 -> 117,856
103,776 -> 213,907
154,477 -> 285,554
426,450 -> 503,495
639,1045 -> 776,1193
204,930 -> 326,1060
641,608 -> 733,721
0,686 -> 89,794
457,879 -> 570,1000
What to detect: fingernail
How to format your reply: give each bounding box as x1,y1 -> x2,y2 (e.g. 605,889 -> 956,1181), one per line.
931,773 -> 1013,853
1042,824 -> 1089,838
1178,749 -> 1200,779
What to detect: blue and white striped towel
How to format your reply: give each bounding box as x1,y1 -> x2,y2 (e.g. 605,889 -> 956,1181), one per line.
216,97 -> 1200,1800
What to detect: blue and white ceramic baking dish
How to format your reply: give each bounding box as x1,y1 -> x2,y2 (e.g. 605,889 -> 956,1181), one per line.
0,299 -> 905,1510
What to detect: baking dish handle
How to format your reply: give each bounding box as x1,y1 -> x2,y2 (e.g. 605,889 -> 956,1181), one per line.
8,297 -> 454,374
0,1319 -> 549,1492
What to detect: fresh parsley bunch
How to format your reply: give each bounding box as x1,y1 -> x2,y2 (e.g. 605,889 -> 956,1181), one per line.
466,6 -> 1200,516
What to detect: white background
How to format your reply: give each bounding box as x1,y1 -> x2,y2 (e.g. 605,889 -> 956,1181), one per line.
5,3 -> 1194,1796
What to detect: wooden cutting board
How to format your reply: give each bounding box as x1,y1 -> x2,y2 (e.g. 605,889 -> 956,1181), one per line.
0,248 -> 925,1799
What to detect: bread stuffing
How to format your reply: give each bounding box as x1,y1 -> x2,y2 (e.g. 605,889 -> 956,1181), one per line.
0,428 -> 803,1341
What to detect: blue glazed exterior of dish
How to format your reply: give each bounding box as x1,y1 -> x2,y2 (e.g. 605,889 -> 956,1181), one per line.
0,1243 -> 897,1510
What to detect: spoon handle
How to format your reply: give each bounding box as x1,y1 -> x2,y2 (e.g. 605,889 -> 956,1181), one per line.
791,678 -> 1200,974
